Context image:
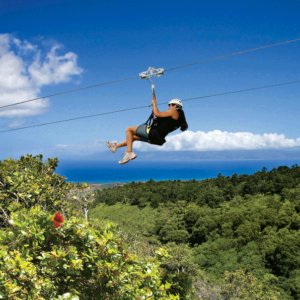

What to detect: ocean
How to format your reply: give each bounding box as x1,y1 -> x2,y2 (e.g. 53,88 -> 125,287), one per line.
55,159 -> 300,183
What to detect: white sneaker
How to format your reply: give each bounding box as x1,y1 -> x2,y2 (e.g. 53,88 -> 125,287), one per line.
119,152 -> 137,164
106,141 -> 117,153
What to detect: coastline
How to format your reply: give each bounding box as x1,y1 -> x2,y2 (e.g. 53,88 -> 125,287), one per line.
57,159 -> 300,184
87,182 -> 127,190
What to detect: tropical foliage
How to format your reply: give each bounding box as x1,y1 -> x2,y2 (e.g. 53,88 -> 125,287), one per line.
0,155 -> 192,299
0,207 -> 184,299
1,154 -> 299,299
91,164 -> 300,299
0,154 -> 88,227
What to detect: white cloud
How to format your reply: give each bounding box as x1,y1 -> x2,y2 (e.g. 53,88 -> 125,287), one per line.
28,45 -> 82,86
55,140 -> 107,156
8,119 -> 26,128
134,130 -> 300,151
0,34 -> 83,124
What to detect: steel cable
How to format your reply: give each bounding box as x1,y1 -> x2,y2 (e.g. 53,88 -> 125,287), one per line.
164,38 -> 300,72
0,76 -> 139,109
0,38 -> 299,110
1,80 -> 299,133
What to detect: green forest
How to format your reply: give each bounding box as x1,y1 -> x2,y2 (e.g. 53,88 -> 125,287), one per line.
1,155 -> 300,299
90,163 -> 300,299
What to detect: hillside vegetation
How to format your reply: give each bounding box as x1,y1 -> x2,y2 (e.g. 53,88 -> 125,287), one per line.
91,164 -> 300,299
1,155 -> 299,299
0,155 -> 190,299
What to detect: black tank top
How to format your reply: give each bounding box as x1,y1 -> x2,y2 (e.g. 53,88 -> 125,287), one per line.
156,115 -> 181,138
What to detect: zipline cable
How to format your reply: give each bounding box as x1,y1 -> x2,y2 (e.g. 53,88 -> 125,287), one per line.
0,38 -> 299,110
164,38 -> 300,72
0,80 -> 299,134
0,76 -> 139,109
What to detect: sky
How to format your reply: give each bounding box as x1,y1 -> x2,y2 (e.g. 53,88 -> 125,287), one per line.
0,0 -> 299,160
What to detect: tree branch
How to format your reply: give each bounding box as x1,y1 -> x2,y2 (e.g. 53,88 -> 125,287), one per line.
0,206 -> 8,219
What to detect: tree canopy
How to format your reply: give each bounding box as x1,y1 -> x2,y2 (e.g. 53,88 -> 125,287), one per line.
91,164 -> 300,299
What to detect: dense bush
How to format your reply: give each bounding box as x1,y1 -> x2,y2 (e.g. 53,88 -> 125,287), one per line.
0,206 -> 186,299
194,269 -> 280,299
0,155 -> 88,227
3,204 -> 281,299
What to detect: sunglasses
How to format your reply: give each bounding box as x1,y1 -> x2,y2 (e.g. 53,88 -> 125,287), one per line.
168,104 -> 175,107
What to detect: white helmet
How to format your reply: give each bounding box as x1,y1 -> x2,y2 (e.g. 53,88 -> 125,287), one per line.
168,98 -> 183,109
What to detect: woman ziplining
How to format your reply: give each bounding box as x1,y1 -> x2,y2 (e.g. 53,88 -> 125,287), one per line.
106,97 -> 188,164
106,67 -> 188,164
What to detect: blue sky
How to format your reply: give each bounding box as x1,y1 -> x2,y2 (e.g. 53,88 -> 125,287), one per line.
0,0 -> 299,159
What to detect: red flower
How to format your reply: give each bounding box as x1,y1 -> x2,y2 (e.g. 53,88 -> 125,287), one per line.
54,212 -> 64,223
53,221 -> 61,228
53,213 -> 64,228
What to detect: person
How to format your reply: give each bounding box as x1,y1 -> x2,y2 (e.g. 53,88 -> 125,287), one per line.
106,97 -> 188,164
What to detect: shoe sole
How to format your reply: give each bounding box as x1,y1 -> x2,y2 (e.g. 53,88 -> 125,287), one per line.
106,141 -> 116,153
119,155 -> 137,165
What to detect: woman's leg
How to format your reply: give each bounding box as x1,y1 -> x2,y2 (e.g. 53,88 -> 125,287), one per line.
126,126 -> 139,152
116,126 -> 139,152
116,135 -> 140,149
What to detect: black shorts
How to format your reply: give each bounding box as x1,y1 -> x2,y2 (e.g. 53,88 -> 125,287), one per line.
136,124 -> 166,146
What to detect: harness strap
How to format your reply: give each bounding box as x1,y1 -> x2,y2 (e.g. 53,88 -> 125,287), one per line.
145,113 -> 154,126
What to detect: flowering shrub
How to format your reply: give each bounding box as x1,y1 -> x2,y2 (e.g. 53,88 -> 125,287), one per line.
0,155 -> 88,227
53,212 -> 64,228
0,207 -> 183,299
0,155 -> 196,299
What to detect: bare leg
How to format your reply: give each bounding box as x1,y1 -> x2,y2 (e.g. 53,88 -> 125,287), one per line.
118,126 -> 139,153
116,135 -> 140,149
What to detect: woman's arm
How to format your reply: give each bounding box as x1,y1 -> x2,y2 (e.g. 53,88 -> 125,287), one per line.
153,107 -> 174,118
151,98 -> 177,118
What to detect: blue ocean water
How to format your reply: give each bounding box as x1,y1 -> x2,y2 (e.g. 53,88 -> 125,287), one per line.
55,160 -> 300,183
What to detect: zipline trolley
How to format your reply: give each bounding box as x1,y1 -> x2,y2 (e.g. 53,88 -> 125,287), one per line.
139,67 -> 164,102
